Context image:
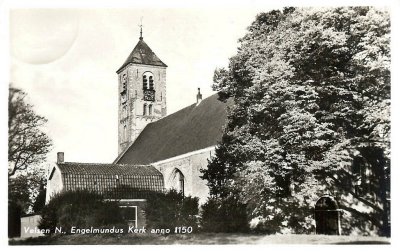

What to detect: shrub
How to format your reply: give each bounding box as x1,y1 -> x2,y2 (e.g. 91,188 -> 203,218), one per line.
104,185 -> 157,199
200,195 -> 249,233
145,190 -> 199,231
8,200 -> 22,238
39,190 -> 124,234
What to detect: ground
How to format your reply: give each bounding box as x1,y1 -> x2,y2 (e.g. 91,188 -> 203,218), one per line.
9,233 -> 390,245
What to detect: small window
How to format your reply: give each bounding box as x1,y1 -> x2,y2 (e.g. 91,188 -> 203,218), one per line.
122,74 -> 127,90
143,104 -> 147,115
120,73 -> 128,98
149,104 -> 153,115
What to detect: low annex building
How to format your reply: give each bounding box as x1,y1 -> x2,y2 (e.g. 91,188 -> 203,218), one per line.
46,156 -> 164,203
46,153 -> 164,227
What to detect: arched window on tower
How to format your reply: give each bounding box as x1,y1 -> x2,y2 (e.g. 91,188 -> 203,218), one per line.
142,72 -> 154,90
148,104 -> 153,115
143,104 -> 147,116
123,125 -> 127,142
143,72 -> 155,102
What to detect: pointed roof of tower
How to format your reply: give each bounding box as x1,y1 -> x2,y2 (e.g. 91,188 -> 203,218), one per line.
117,38 -> 167,73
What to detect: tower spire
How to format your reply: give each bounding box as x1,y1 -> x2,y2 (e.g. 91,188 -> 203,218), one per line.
139,17 -> 143,40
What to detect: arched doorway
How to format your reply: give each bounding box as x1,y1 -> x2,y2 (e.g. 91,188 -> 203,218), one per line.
315,196 -> 341,235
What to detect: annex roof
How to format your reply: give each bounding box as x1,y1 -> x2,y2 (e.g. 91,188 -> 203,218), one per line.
115,93 -> 232,165
117,38 -> 167,72
56,162 -> 164,199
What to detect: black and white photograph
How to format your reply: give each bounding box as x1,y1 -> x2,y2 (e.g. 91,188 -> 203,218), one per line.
2,0 -> 398,246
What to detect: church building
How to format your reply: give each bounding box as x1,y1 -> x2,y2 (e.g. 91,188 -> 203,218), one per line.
112,31 -> 230,203
45,31 -> 228,226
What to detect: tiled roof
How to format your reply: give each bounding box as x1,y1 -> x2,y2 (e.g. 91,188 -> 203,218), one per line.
117,38 -> 167,72
57,162 -> 161,176
115,93 -> 232,165
57,162 -> 164,199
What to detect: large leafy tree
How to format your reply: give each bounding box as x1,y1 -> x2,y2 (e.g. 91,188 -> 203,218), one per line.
8,86 -> 52,177
8,86 -> 52,237
202,7 -> 390,235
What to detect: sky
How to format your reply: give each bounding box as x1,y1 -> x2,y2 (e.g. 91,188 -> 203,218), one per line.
9,8 -> 264,164
5,0 -> 400,166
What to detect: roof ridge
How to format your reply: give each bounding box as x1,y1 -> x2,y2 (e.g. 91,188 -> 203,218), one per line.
61,162 -> 151,167
113,141 -> 136,164
139,93 -> 219,127
57,163 -> 163,176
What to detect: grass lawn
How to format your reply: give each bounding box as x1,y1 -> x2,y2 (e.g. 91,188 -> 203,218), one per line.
9,233 -> 390,245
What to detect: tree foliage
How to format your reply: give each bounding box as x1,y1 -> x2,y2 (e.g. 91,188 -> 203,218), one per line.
32,181 -> 47,213
200,195 -> 249,233
8,174 -> 42,214
145,190 -> 199,231
39,190 -> 124,234
202,7 -> 390,235
8,86 -> 52,177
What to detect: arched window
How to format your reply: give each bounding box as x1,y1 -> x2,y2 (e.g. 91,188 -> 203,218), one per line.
142,72 -> 154,90
143,104 -> 147,115
123,125 -> 127,141
148,104 -> 153,115
179,173 -> 184,195
170,169 -> 185,195
352,156 -> 372,196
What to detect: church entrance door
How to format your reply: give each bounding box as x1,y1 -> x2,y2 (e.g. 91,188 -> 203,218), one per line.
315,196 -> 341,235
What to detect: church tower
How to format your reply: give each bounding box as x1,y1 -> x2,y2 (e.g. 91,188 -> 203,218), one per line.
117,28 -> 167,154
